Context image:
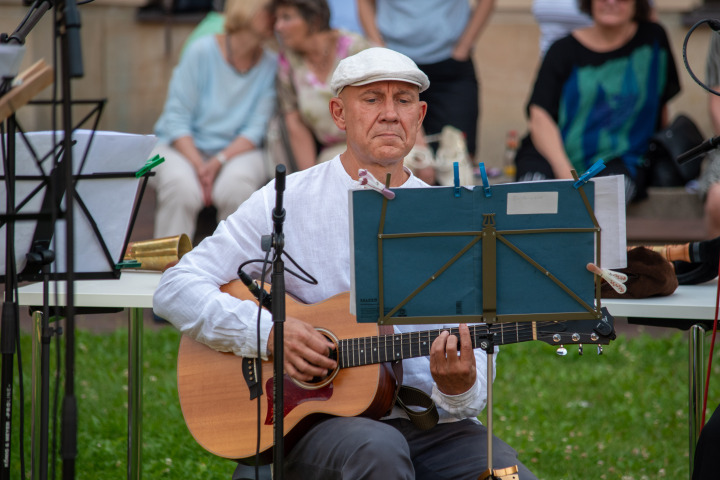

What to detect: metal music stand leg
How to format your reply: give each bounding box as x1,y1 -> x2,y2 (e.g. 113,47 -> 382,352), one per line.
128,307 -> 143,480
479,335 -> 498,480
487,343 -> 495,475
478,335 -> 520,480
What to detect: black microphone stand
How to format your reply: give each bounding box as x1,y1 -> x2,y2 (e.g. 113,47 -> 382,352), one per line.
57,0 -> 84,477
1,3 -> 56,479
0,110 -> 21,480
677,135 -> 720,165
270,165 -> 287,479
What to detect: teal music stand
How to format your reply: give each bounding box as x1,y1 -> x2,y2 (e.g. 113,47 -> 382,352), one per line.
349,173 -> 618,479
350,177 -> 604,326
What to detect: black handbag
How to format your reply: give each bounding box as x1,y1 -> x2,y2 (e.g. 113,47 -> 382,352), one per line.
644,114 -> 705,187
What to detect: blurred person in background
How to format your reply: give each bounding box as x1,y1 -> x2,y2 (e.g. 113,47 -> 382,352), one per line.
269,0 -> 371,171
151,0 -> 277,240
514,0 -> 678,203
357,0 -> 495,176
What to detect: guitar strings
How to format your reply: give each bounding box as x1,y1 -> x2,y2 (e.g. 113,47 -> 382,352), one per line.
337,322 -> 566,367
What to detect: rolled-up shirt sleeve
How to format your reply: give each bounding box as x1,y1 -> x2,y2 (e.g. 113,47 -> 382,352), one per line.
153,187 -> 276,358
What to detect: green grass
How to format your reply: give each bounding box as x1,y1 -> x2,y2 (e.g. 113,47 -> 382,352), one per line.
5,325 -> 720,479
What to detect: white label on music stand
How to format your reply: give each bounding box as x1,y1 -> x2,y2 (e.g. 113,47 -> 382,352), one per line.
507,191 -> 559,215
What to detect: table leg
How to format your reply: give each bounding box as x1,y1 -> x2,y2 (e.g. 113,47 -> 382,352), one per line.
689,323 -> 706,477
128,308 -> 143,480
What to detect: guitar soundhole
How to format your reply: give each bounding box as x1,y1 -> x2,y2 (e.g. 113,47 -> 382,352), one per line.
308,347 -> 337,384
291,328 -> 340,390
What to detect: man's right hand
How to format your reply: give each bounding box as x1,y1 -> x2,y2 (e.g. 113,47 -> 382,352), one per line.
268,317 -> 337,382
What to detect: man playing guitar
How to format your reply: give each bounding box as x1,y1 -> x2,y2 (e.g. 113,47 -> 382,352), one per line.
154,47 -> 537,480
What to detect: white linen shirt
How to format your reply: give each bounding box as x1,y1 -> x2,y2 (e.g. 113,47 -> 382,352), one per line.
153,155 -> 495,422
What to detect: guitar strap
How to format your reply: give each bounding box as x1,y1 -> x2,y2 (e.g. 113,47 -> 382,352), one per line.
380,325 -> 439,430
396,385 -> 439,430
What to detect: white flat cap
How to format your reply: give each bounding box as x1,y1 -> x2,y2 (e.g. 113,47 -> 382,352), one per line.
330,47 -> 430,96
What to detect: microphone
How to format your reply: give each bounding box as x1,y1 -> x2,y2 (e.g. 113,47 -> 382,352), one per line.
64,0 -> 84,78
676,135 -> 720,165
648,237 -> 720,266
272,165 -> 286,238
238,269 -> 273,312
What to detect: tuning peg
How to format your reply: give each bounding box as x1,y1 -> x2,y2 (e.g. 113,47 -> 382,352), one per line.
556,345 -> 567,356
578,344 -> 583,356
597,345 -> 603,355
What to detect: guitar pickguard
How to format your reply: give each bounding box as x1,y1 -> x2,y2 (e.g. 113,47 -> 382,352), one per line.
264,375 -> 333,425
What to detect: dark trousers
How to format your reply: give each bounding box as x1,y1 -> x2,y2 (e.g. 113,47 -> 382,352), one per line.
693,403 -> 720,479
277,416 -> 537,480
418,58 -> 480,157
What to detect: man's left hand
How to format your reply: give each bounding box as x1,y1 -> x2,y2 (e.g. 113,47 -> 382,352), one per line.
429,324 -> 476,395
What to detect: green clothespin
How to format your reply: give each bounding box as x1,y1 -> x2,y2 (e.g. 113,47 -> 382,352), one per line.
116,260 -> 142,269
135,154 -> 165,178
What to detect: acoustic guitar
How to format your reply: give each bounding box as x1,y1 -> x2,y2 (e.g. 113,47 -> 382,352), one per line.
177,280 -> 615,463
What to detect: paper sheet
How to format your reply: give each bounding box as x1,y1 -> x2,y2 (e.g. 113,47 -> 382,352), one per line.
591,175 -> 627,269
0,130 -> 157,279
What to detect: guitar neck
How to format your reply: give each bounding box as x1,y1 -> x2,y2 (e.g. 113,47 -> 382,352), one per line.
338,323 -> 538,369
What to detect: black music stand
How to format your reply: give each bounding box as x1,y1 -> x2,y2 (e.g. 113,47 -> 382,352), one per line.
0,123 -> 157,480
0,1 -> 158,477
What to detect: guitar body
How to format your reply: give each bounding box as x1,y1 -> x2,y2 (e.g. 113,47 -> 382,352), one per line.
178,281 -> 618,462
177,281 -> 397,463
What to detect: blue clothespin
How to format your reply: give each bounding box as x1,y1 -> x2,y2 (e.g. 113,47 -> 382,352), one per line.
573,160 -> 606,189
135,154 -> 165,178
478,162 -> 492,198
453,162 -> 461,197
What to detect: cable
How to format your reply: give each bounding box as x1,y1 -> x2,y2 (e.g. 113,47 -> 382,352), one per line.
254,249 -> 271,480
701,257 -> 720,429
683,19 -> 720,97
14,284 -> 26,478
238,252 -> 318,289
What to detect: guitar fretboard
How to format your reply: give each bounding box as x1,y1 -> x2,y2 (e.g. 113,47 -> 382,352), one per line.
338,323 -> 543,369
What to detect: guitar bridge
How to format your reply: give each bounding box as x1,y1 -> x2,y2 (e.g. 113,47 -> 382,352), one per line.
242,358 -> 263,400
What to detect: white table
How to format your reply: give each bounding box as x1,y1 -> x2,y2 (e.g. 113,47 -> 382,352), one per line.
17,271 -> 161,480
602,280 -> 718,476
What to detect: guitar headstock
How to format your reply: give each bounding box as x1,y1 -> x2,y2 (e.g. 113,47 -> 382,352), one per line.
534,308 -> 616,355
